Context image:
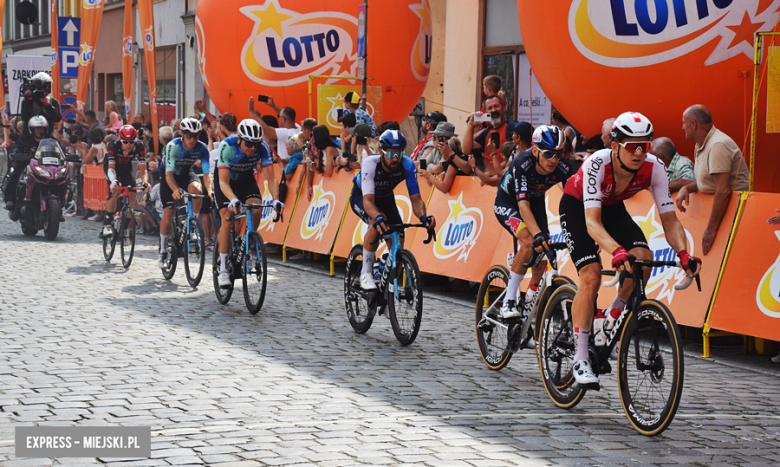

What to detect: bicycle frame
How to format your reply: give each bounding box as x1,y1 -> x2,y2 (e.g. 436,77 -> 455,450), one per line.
369,223 -> 435,303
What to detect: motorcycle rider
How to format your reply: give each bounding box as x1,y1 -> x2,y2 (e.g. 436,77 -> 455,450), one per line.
20,72 -> 61,136
4,116 -> 55,220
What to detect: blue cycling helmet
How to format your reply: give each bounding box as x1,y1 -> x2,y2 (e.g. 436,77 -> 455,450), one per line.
379,129 -> 407,151
532,125 -> 566,151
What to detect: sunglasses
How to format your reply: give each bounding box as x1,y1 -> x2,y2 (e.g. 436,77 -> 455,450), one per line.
121,140 -> 135,146
241,139 -> 259,149
183,132 -> 199,140
540,150 -> 563,161
619,141 -> 651,153
384,150 -> 403,160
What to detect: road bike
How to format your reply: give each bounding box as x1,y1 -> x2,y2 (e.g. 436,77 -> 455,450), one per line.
212,202 -> 279,314
475,242 -> 574,370
344,223 -> 436,346
160,192 -> 207,287
537,255 -> 700,435
102,185 -> 145,268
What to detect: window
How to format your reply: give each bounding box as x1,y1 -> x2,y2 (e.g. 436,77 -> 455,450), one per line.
479,0 -> 523,121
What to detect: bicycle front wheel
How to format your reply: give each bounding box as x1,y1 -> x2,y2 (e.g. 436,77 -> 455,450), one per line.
387,250 -> 423,346
161,221 -> 178,280
120,206 -> 136,268
537,284 -> 586,409
183,217 -> 206,287
102,222 -> 116,262
344,245 -> 374,333
242,231 -> 268,314
618,299 -> 684,436
475,265 -> 512,370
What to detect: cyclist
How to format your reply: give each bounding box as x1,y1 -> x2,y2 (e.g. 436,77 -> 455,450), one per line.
559,111 -> 701,386
350,129 -> 436,290
157,117 -> 210,268
214,119 -> 283,288
101,125 -> 147,238
493,125 -> 572,320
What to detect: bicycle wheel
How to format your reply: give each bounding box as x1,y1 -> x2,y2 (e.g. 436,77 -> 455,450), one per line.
242,231 -> 268,314
161,221 -> 178,280
212,236 -> 234,304
344,245 -> 374,333
120,206 -> 136,268
617,299 -> 684,436
387,250 -> 423,346
102,224 -> 116,262
475,265 -> 512,370
537,284 -> 587,409
534,276 -> 576,341
183,217 -> 206,287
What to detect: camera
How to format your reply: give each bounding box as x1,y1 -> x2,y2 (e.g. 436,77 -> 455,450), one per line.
20,79 -> 45,100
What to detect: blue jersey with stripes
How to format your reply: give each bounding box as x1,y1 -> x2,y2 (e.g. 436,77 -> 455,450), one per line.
353,154 -> 420,198
216,136 -> 273,181
161,138 -> 210,177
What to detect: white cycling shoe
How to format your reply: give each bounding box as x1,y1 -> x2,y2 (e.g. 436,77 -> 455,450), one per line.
573,360 -> 600,386
157,252 -> 167,268
218,270 -> 232,288
500,300 -> 522,319
102,225 -> 113,237
360,272 -> 377,290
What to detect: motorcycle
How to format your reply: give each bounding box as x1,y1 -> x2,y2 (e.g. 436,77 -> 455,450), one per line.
10,138 -> 80,240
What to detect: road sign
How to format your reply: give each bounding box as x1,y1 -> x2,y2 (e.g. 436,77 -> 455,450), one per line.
357,4 -> 366,58
60,94 -> 77,119
60,48 -> 80,78
58,17 -> 80,48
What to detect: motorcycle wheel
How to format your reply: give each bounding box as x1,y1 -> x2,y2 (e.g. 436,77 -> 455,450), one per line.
43,198 -> 60,241
21,222 -> 37,237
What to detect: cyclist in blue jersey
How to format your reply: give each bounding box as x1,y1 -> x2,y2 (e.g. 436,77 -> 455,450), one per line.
350,129 -> 436,290
214,119 -> 283,287
157,118 -> 211,268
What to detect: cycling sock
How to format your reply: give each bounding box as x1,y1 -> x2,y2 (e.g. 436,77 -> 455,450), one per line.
574,327 -> 590,362
104,211 -> 115,225
505,271 -> 522,303
160,234 -> 169,254
362,248 -> 376,276
220,253 -> 229,272
608,296 -> 627,319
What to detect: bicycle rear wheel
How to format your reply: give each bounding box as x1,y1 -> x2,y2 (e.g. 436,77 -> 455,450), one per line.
161,221 -> 178,280
183,217 -> 206,287
387,250 -> 423,346
242,231 -> 268,314
120,206 -> 136,268
212,236 -> 234,304
475,265 -> 512,370
344,245 -> 374,333
537,284 -> 586,409
534,276 -> 576,341
618,300 -> 684,436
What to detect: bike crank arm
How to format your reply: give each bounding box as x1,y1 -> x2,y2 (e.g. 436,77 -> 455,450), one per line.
477,315 -> 509,332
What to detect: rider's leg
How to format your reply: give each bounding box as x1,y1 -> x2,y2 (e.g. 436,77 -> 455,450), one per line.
246,196 -> 262,231
362,223 -> 380,276
218,207 -> 232,272
160,207 -> 174,253
188,181 -> 203,215
105,189 -> 120,223
572,263 -> 602,362
505,228 -> 533,304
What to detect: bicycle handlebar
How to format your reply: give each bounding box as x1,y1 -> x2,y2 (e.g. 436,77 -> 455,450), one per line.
226,202 -> 281,223
602,256 -> 701,292
368,223 -> 436,246
522,242 -> 568,268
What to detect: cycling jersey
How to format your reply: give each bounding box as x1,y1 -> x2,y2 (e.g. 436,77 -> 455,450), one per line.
105,138 -> 146,167
563,148 -> 674,213
353,154 -> 420,198
496,149 -> 572,205
161,138 -> 210,176
216,135 -> 272,181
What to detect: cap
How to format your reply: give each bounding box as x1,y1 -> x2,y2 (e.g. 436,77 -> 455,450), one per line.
423,111 -> 447,126
348,123 -> 372,138
343,91 -> 361,105
506,120 -> 533,143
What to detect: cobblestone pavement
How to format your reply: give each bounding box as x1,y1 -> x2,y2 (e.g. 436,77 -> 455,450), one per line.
1,215 -> 779,467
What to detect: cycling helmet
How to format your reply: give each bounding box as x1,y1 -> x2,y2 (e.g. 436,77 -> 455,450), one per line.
237,119 -> 263,142
118,125 -> 138,141
180,117 -> 202,134
532,125 -> 566,151
28,115 -> 48,131
610,111 -> 654,142
31,72 -> 53,93
378,129 -> 406,151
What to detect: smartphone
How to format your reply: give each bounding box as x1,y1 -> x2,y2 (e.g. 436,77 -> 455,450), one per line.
473,113 -> 491,123
257,94 -> 269,103
419,159 -> 428,170
490,132 -> 501,147
336,108 -> 344,120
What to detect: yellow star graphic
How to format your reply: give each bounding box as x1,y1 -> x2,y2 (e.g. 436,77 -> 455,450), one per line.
410,0 -> 431,34
446,193 -> 466,222
636,209 -> 659,240
248,0 -> 293,37
312,181 -> 325,204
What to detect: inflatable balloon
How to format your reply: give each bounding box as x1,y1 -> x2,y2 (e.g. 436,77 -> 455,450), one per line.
195,0 -> 431,127
518,0 -> 780,191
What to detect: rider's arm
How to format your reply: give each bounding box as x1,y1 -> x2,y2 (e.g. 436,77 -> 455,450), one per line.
585,207 -> 621,254
517,200 -> 543,237
659,211 -> 689,254
165,171 -> 178,193
411,193 -> 428,220
217,168 -> 237,201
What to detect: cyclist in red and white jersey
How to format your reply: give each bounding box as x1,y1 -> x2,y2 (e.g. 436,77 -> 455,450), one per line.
559,111 -> 701,386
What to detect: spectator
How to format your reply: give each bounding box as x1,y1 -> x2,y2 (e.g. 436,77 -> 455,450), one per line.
172,119 -> 182,132
676,104 -> 749,255
342,91 -> 377,136
68,107 -> 106,138
249,97 -> 300,162
426,122 -> 468,175
105,100 -> 123,133
584,134 -> 604,156
301,118 -> 317,141
470,120 -> 530,187
102,116 -> 111,131
256,96 -> 302,130
306,125 -> 338,200
144,170 -> 163,230
77,128 -> 107,165
651,137 -> 695,192
411,111 -> 446,162
338,111 -> 358,155
421,137 -> 468,194
377,120 -> 400,135
283,134 -> 303,181
481,75 -> 507,112
506,120 -> 533,159
464,95 -> 510,176
338,123 -> 370,172
159,126 -> 174,149
261,115 -> 280,161
133,113 -> 145,125
601,117 -> 616,148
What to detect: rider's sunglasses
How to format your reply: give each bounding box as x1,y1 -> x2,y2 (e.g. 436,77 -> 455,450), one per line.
540,150 -> 563,161
384,150 -> 403,160
183,132 -> 198,140
120,140 -> 134,146
241,138 -> 259,149
619,141 -> 651,153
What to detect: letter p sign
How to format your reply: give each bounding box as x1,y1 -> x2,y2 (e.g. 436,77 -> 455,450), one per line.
60,48 -> 80,78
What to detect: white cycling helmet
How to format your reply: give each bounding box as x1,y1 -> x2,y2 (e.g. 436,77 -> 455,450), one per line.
610,111 -> 654,142
237,119 -> 263,142
179,117 -> 202,134
28,115 -> 48,131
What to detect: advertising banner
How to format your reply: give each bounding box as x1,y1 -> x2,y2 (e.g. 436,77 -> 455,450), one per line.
122,0 -> 134,120
254,165 -> 305,245
75,0 -> 106,112
317,84 -> 382,135
138,0 -> 160,154
0,0 -> 10,142
50,0 -> 60,105
7,55 -> 51,115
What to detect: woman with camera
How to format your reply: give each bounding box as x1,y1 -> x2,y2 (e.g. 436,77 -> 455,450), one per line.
420,125 -> 470,194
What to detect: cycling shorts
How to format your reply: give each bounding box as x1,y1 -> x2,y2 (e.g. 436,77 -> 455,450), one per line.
213,174 -> 262,211
494,197 -> 548,238
160,173 -> 201,210
104,164 -> 136,190
559,193 -> 649,271
350,185 -> 403,231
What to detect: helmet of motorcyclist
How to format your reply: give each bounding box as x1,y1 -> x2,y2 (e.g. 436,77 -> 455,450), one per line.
31,72 -> 53,94
28,116 -> 48,140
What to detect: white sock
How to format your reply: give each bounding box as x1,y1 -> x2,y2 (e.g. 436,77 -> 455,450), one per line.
363,248 -> 376,276
608,296 -> 627,319
220,253 -> 229,272
160,234 -> 169,254
574,327 -> 590,362
505,271 -> 523,303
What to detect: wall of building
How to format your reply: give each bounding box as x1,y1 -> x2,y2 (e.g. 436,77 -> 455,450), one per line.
442,0 -> 479,138
93,6 -> 124,118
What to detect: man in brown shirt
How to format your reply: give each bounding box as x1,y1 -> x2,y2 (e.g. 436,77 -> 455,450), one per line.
676,104 -> 749,255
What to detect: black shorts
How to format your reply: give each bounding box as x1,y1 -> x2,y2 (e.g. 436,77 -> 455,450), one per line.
559,193 -> 649,271
494,196 -> 548,238
213,174 -> 262,210
104,164 -> 136,189
350,186 -> 403,229
160,173 -> 200,210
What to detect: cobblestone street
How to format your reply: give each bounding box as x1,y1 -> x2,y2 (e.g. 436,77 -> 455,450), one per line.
1,215 -> 779,467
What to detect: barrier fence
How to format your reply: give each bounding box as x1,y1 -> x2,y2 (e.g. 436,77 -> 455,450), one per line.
81,165 -> 779,353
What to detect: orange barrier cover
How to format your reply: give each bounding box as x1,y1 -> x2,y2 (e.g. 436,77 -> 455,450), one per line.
710,192 -> 780,340
284,169 -> 354,255
82,164 -> 108,212
254,165 -> 305,245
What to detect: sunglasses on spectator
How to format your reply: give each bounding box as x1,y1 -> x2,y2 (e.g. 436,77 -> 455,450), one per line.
183,132 -> 198,140
540,150 -> 563,161
384,150 -> 403,160
619,141 -> 651,153
241,139 -> 259,148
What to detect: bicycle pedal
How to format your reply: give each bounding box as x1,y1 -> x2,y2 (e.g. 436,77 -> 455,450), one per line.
582,382 -> 601,391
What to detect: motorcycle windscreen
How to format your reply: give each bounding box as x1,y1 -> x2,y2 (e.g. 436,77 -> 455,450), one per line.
35,139 -> 65,166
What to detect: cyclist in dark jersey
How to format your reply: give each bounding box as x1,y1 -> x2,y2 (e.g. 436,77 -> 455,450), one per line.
493,125 -> 572,321
101,125 -> 147,237
559,111 -> 701,386
350,129 -> 435,290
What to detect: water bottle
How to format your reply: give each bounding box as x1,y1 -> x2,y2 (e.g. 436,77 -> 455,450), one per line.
373,253 -> 389,283
593,310 -> 607,347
